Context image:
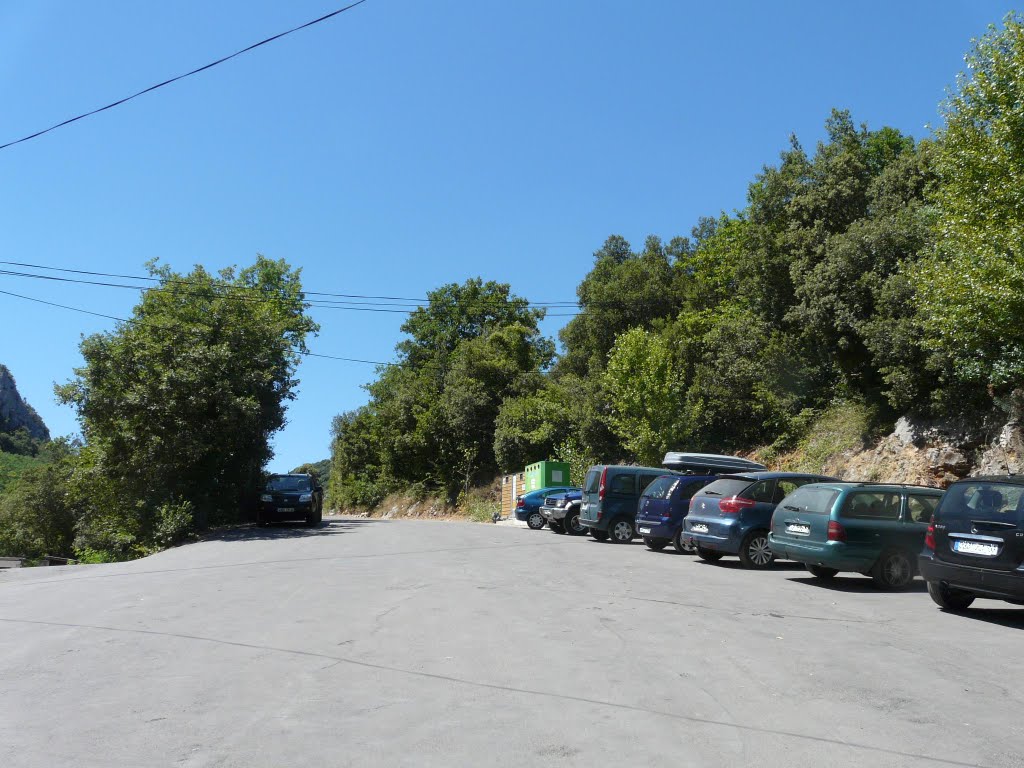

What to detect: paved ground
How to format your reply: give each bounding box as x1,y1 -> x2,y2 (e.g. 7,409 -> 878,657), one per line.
1,518 -> 1022,768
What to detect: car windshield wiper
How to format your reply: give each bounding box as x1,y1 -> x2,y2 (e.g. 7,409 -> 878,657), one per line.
782,504 -> 800,512
703,490 -> 722,496
971,519 -> 1017,530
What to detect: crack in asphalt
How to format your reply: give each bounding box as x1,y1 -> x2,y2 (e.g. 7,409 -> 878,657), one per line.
0,616 -> 996,768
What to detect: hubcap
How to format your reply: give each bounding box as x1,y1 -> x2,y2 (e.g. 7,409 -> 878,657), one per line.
885,554 -> 911,585
529,513 -> 542,527
749,536 -> 772,565
613,522 -> 631,541
569,513 -> 580,532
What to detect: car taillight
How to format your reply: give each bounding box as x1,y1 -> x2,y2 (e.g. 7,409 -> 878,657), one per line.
925,519 -> 936,551
515,498 -> 524,507
827,520 -> 846,542
719,496 -> 756,514
598,468 -> 608,501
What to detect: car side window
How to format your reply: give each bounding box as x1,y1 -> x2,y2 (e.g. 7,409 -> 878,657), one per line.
744,480 -> 776,503
841,492 -> 901,520
906,495 -> 937,523
609,474 -> 633,495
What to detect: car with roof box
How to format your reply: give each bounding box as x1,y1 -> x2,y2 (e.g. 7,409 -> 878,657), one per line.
635,454 -> 766,553
539,488 -> 585,535
919,475 -> 1024,611
580,465 -> 680,543
769,482 -> 942,588
683,471 -> 837,568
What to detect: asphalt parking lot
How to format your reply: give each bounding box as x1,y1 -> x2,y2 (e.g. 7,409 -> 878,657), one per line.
1,518 -> 1022,768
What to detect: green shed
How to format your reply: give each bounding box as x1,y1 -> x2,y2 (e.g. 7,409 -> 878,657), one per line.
524,461 -> 571,492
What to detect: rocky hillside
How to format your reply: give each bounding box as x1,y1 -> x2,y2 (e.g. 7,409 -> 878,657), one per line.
0,365 -> 49,442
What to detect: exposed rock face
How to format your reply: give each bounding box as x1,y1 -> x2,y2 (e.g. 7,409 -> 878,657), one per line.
0,365 -> 50,441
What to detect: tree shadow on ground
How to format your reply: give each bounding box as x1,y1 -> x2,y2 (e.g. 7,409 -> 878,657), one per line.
786,574 -> 928,593
205,519 -> 384,542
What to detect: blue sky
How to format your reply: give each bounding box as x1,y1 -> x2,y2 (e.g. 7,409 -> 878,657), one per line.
0,0 -> 1015,472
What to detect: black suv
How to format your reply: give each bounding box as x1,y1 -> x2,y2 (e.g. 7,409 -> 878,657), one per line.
258,473 -> 324,527
919,476 -> 1024,611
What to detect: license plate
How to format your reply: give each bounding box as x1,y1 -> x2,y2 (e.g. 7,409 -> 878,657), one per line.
278,507 -> 294,513
639,527 -> 651,534
691,524 -> 709,534
787,524 -> 810,535
953,540 -> 999,556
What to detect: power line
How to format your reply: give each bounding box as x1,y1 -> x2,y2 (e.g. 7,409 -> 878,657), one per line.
0,1 -> 370,151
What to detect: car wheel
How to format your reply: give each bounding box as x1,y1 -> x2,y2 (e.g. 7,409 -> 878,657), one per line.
807,564 -> 839,579
926,580 -> 976,611
644,537 -> 668,551
565,507 -> 586,536
549,520 -> 565,534
738,530 -> 775,569
526,512 -> 545,530
609,517 -> 635,544
305,509 -> 318,527
590,530 -> 609,542
674,529 -> 695,554
871,549 -> 914,590
696,545 -> 723,562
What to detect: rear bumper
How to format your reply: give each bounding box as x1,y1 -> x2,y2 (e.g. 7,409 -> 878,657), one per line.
635,519 -> 676,539
769,536 -> 876,572
684,521 -> 742,554
514,508 -> 535,521
919,554 -> 1024,601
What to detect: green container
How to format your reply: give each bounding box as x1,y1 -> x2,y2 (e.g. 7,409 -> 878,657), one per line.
524,461 -> 571,492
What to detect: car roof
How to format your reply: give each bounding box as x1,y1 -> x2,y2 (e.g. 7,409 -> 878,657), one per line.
269,473 -> 312,478
953,475 -> 1024,486
714,471 -> 838,481
799,481 -> 943,493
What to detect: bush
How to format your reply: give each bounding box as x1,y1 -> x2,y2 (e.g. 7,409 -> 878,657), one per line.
153,500 -> 196,548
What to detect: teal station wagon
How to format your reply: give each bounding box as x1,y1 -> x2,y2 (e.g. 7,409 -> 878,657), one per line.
768,482 -> 943,589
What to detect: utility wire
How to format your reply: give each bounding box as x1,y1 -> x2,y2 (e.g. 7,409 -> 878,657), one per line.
0,1 -> 370,151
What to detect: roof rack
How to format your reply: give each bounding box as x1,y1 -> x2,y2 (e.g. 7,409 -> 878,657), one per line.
850,482 -> 941,489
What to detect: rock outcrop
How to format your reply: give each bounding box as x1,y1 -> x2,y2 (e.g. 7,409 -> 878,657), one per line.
0,365 -> 50,441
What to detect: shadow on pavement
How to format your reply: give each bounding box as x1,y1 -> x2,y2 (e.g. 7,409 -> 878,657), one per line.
786,574 -> 928,593
943,606 -> 1024,630
205,519 -> 383,542
693,559 -> 806,571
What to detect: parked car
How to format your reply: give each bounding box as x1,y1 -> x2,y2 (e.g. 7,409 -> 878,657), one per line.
919,476 -> 1024,611
540,489 -> 585,535
579,465 -> 679,543
515,486 -> 577,530
258,473 -> 324,527
683,472 -> 837,568
635,474 -> 718,552
768,482 -> 942,588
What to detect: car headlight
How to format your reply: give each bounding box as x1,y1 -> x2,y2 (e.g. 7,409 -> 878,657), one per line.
299,493 -> 312,502
260,494 -> 273,502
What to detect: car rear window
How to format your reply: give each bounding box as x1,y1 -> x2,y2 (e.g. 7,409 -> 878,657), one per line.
697,477 -> 753,498
642,476 -> 678,500
776,486 -> 840,515
936,482 -> 1024,526
584,470 -> 601,494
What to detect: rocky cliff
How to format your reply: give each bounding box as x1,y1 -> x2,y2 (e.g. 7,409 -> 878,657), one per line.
0,365 -> 50,441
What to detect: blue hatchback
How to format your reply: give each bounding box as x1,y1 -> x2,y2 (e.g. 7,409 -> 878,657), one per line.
684,472 -> 837,568
516,486 -> 577,529
635,474 -> 718,553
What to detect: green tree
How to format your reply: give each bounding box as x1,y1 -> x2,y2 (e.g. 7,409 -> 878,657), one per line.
56,256 -> 317,544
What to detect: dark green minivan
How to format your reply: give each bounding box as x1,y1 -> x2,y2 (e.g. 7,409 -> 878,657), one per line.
768,482 -> 943,589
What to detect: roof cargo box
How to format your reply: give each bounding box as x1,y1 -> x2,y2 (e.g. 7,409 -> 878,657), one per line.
661,452 -> 767,474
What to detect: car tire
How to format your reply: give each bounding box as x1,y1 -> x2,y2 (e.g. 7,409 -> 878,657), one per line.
609,517 -> 635,544
305,509 -> 318,527
526,512 -> 545,530
674,529 -> 695,554
644,537 -> 668,551
871,549 -> 914,590
738,530 -> 775,569
807,564 -> 839,579
550,520 -> 565,534
696,545 -> 723,562
926,580 -> 976,612
565,507 -> 586,536
590,530 -> 609,542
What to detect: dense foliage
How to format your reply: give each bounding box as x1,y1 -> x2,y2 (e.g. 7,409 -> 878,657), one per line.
330,15 -> 1024,507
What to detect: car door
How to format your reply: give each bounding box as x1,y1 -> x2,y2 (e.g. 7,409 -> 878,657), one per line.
899,492 -> 939,555
606,471 -> 636,519
838,490 -> 902,562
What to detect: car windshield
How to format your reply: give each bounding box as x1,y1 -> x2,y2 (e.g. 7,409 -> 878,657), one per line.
936,481 -> 1024,525
642,476 -> 678,499
266,476 -> 311,492
696,477 -> 753,498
